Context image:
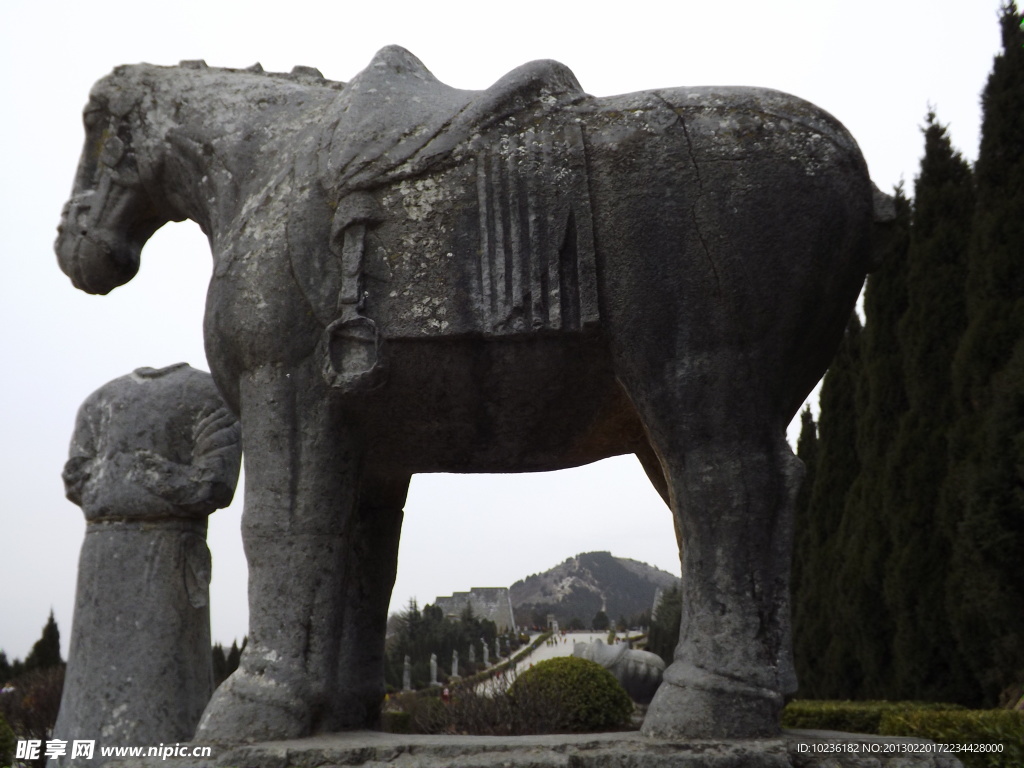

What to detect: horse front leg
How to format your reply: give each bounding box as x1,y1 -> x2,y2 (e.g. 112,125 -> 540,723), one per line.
631,384 -> 802,739
197,363 -> 360,743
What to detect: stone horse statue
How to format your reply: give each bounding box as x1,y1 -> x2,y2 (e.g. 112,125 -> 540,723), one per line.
574,640 -> 666,705
56,46 -> 889,742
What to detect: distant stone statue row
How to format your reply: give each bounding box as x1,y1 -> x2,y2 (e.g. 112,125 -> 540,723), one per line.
402,638 -> 509,691
573,640 -> 666,705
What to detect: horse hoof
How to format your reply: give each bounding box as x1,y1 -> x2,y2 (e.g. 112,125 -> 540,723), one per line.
641,664 -> 782,740
196,663 -> 311,744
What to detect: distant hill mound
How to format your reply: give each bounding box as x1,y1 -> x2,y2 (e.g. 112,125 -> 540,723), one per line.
509,551 -> 679,629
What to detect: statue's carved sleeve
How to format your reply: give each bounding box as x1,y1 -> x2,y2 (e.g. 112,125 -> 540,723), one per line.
62,396 -> 100,507
136,404 -> 241,515
188,405 -> 242,510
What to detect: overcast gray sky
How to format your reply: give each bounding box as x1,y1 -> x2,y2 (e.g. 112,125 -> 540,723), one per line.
0,0 -> 1000,662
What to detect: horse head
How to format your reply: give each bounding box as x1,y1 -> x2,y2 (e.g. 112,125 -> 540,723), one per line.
56,65 -> 183,294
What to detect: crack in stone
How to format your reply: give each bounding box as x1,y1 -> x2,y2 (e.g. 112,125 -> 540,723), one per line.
653,92 -> 721,297
671,105 -> 720,301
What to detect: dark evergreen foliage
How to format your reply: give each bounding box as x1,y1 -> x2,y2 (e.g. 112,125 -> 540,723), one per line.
212,643 -> 228,688
793,315 -> 862,698
384,598 -> 502,689
791,406 -> 820,691
23,612 -> 62,673
0,667 -> 65,766
796,2 -> 1024,706
833,185 -> 910,699
941,0 -> 1024,705
882,114 -> 975,703
0,714 -> 14,768
647,584 -> 681,664
226,639 -> 244,675
212,637 -> 247,688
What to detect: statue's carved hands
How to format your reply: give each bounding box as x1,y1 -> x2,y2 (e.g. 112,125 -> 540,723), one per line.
133,450 -> 201,509
62,455 -> 94,507
189,407 -> 242,510
127,407 -> 240,515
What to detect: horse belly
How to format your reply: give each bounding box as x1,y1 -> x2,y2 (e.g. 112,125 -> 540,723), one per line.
355,335 -> 643,473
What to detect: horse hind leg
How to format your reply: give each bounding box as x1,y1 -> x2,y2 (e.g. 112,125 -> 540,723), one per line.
333,469 -> 408,729
628,371 -> 803,739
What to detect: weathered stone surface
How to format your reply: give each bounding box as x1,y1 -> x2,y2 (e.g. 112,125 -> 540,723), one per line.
53,364 -> 241,765
57,47 -> 889,742
103,730 -> 964,768
574,640 -> 666,704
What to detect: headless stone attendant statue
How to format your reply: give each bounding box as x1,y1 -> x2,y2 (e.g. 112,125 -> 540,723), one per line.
430,653 -> 438,686
53,364 -> 241,763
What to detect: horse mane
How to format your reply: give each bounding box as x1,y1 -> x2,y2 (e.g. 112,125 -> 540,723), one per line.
111,59 -> 345,87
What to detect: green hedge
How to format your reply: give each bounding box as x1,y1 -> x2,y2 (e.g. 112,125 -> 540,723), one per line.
782,699 -> 965,734
880,709 -> 1024,768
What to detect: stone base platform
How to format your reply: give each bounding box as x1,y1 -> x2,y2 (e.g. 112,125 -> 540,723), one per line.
106,729 -> 965,768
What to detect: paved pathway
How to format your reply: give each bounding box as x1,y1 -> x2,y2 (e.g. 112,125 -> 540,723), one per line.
516,631 -> 628,666
472,631 -> 628,695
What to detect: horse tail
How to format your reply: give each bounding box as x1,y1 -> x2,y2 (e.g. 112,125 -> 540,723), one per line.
868,182 -> 897,271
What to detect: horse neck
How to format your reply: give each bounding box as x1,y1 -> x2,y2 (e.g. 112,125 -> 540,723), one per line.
132,65 -> 339,237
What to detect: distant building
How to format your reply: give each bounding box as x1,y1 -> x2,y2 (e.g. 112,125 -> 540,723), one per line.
433,587 -> 516,633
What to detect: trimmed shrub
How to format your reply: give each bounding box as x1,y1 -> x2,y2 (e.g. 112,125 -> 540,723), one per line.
382,691 -> 445,734
510,657 -> 632,732
880,709 -> 1024,768
380,710 -> 413,734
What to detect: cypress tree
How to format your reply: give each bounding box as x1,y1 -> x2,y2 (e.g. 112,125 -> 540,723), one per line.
942,0 -> 1024,705
647,584 -> 682,664
790,406 -> 819,693
793,316 -> 862,698
211,643 -> 228,687
882,113 -> 974,703
831,185 -> 911,700
23,611 -> 62,672
226,640 -> 243,678
791,405 -> 819,607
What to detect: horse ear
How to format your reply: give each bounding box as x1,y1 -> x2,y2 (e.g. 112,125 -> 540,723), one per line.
291,65 -> 324,79
246,63 -> 264,73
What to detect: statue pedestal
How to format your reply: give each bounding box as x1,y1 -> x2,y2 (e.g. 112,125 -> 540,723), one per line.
102,729 -> 965,767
